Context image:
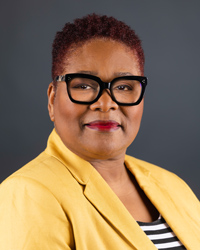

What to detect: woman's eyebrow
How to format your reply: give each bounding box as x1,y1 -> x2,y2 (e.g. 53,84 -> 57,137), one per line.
114,72 -> 133,77
75,71 -> 133,77
76,70 -> 98,75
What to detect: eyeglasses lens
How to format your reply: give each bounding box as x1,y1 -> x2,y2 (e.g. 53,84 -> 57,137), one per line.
112,79 -> 142,104
69,77 -> 100,102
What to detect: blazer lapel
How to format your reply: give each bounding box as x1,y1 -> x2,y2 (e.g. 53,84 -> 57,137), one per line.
84,167 -> 157,250
142,177 -> 200,249
125,156 -> 200,250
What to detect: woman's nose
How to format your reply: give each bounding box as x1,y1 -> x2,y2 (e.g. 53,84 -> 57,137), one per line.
89,90 -> 118,112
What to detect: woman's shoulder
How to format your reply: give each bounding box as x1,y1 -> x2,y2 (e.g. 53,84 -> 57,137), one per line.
0,151 -> 77,199
1,151 -> 63,182
125,154 -> 177,175
125,154 -> 195,193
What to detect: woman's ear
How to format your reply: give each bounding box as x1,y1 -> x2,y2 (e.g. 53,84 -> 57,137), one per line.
47,83 -> 56,122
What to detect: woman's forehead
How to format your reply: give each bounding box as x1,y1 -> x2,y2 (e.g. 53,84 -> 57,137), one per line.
62,39 -> 141,77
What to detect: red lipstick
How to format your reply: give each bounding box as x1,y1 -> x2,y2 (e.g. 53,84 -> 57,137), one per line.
85,120 -> 120,131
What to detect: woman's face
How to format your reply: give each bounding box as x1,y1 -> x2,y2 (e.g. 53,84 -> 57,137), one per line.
48,39 -> 144,162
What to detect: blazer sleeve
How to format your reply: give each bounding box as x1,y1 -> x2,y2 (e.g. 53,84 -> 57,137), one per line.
0,176 -> 74,250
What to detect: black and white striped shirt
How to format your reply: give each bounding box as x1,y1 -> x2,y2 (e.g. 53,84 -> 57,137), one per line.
137,216 -> 186,249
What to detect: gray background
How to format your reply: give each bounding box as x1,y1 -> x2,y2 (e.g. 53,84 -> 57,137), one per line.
0,0 -> 199,199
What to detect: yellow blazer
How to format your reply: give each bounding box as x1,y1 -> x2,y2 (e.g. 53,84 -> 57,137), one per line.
0,129 -> 200,249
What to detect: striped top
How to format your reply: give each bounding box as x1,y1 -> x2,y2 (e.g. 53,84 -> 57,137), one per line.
137,216 -> 186,249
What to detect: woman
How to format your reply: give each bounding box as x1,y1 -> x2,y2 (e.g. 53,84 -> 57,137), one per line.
0,14 -> 199,250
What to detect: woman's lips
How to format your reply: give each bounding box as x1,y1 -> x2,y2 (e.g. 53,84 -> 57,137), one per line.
85,120 -> 121,131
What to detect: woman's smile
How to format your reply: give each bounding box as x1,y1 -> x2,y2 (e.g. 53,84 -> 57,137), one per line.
84,120 -> 121,132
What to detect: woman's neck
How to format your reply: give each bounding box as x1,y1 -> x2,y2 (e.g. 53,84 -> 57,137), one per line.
90,158 -> 131,191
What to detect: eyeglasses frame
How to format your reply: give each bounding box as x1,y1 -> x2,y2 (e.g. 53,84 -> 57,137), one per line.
55,73 -> 147,106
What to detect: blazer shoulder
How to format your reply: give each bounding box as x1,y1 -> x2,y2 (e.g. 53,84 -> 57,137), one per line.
125,154 -> 175,175
125,155 -> 194,193
0,151 -> 78,200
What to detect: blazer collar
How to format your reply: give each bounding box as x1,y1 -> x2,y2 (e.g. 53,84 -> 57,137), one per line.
45,129 -> 151,185
45,129 -> 94,185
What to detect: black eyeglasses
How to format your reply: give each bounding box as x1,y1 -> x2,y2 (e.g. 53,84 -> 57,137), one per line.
55,73 -> 147,106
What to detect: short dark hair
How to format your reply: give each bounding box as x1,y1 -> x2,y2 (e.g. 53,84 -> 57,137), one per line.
52,13 -> 145,80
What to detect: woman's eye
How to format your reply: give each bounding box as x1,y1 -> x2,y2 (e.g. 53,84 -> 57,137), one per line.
115,85 -> 132,91
73,84 -> 92,89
